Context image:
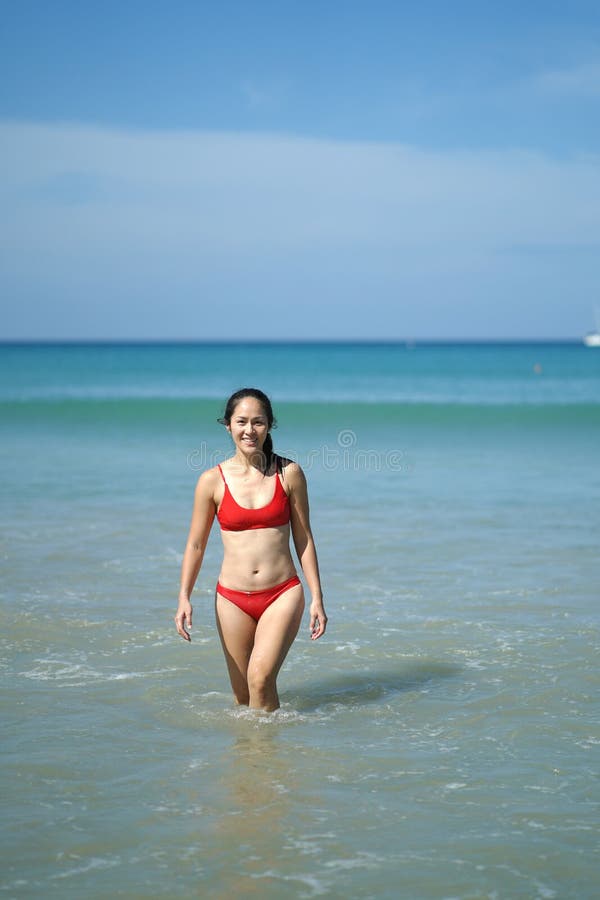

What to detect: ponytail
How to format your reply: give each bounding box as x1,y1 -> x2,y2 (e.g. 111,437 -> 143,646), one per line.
262,433 -> 274,473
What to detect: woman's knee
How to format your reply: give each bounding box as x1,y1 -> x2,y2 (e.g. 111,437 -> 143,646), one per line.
247,661 -> 275,697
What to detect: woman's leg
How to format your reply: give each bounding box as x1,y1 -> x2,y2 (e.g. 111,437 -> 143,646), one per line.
247,583 -> 305,711
215,593 -> 257,706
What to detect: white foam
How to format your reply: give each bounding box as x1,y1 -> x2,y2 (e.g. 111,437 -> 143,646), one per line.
49,856 -> 121,880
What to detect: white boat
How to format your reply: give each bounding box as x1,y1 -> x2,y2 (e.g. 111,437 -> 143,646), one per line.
583,308 -> 600,347
583,331 -> 600,347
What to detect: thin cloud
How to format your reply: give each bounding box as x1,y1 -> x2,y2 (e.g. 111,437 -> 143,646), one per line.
2,121 -> 599,338
533,61 -> 600,97
3,121 -> 599,249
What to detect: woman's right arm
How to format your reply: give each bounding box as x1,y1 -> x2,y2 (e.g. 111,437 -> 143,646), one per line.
174,469 -> 217,642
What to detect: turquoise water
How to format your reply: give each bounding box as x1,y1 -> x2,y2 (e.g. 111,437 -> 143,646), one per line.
1,342 -> 599,898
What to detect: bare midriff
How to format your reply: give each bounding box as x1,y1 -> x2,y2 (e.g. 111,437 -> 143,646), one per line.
218,524 -> 297,590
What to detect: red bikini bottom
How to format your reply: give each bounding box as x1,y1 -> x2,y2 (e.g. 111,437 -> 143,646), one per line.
216,574 -> 301,622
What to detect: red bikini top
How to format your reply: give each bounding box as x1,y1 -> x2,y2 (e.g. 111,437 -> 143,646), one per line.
216,461 -> 290,532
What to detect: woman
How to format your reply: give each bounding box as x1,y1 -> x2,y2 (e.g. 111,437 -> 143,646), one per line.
175,388 -> 327,712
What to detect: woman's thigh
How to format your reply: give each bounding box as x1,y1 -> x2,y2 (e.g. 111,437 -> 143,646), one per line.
215,593 -> 257,690
250,583 -> 305,679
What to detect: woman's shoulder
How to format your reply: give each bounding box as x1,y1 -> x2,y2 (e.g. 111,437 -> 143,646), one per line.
276,456 -> 304,483
195,464 -> 224,495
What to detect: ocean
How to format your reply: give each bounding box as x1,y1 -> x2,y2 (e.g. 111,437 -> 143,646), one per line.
1,341 -> 599,899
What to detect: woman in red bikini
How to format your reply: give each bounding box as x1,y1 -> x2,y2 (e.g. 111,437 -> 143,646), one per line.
175,387 -> 327,712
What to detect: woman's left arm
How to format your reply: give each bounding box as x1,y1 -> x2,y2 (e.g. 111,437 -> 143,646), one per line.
287,463 -> 328,640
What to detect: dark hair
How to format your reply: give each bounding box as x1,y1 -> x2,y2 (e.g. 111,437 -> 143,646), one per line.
218,387 -> 277,472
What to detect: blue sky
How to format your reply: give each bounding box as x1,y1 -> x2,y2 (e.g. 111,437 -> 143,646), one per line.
2,0 -> 600,339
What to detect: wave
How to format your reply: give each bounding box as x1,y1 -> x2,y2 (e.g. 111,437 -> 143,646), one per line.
3,396 -> 600,428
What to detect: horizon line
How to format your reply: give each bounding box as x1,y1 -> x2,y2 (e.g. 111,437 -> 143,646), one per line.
0,337 -> 586,346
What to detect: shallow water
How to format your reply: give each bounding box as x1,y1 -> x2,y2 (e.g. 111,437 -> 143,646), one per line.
1,342 -> 599,898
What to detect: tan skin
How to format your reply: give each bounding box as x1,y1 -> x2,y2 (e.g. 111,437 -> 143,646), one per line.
175,396 -> 327,712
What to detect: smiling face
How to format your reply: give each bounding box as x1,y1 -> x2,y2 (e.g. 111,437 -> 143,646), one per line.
227,396 -> 270,459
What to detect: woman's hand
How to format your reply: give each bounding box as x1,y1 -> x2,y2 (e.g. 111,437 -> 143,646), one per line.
309,599 -> 327,640
175,599 -> 193,642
